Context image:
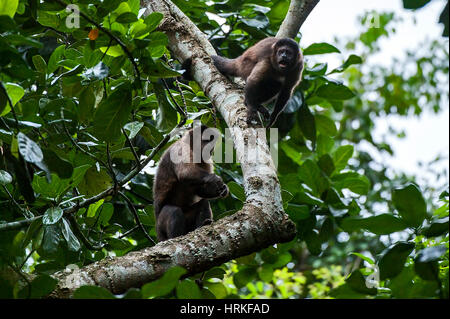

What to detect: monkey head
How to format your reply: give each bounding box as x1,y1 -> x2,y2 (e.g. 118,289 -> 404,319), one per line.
271,38 -> 301,73
187,124 -> 220,162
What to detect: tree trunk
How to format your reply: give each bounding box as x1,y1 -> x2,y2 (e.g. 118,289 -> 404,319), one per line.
49,0 -> 317,298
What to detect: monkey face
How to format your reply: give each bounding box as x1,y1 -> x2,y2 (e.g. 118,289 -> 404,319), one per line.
275,46 -> 297,71
272,38 -> 300,73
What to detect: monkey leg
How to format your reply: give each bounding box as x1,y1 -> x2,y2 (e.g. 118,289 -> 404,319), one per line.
156,205 -> 186,241
194,199 -> 213,228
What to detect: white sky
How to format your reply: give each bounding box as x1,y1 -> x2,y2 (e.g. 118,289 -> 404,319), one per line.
301,0 -> 449,184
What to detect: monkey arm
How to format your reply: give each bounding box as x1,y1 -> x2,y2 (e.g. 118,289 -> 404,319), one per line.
176,164 -> 228,198
267,87 -> 292,128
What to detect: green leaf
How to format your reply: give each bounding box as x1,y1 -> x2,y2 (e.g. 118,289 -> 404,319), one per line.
115,12 -> 138,23
143,12 -> 164,33
340,214 -> 408,235
298,103 -> 316,147
303,43 -> 341,55
124,121 -> 144,139
227,181 -> 246,202
43,149 -> 73,179
403,0 -> 432,9
17,274 -> 57,298
329,54 -> 363,74
32,164 -> 91,199
316,82 -> 355,101
93,82 -> 132,142
73,286 -> 116,299
378,242 -> 414,280
1,82 -> 24,115
0,0 -> 18,18
392,184 -> 427,228
332,172 -> 370,195
315,114 -> 337,136
60,218 -> 81,252
286,204 -> 310,222
153,82 -> 177,132
0,170 -> 12,185
318,154 -> 335,176
346,270 -> 377,295
304,230 -> 322,255
48,45 -> 65,74
350,252 -> 375,265
298,159 -> 329,195
87,199 -> 104,218
42,207 -> 64,225
176,279 -> 202,299
421,217 -> 449,237
32,55 -> 47,73
78,86 -> 96,124
98,203 -> 114,226
332,145 -> 354,172
41,224 -> 62,256
280,143 -> 302,165
141,266 -> 187,298
414,245 -> 447,281
233,267 -> 257,289
77,168 -> 112,197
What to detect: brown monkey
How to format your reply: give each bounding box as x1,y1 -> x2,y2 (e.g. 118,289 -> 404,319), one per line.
212,37 -> 303,127
153,125 -> 229,241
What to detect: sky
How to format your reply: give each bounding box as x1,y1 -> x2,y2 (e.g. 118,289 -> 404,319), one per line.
300,0 -> 449,184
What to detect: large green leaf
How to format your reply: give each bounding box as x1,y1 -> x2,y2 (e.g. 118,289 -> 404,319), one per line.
303,43 -> 341,55
0,0 -> 18,18
141,266 -> 187,298
93,82 -> 132,142
0,170 -> 12,185
332,145 -> 354,172
392,184 -> 427,228
340,214 -> 408,235
42,207 -> 64,225
378,242 -> 415,280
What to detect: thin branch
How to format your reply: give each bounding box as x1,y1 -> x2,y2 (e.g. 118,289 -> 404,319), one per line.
2,185 -> 30,218
106,142 -> 118,191
66,215 -> 106,251
161,79 -> 187,118
121,128 -> 141,167
119,225 -> 140,239
118,191 -> 156,245
0,82 -> 19,132
60,109 -> 110,173
50,0 -> 142,86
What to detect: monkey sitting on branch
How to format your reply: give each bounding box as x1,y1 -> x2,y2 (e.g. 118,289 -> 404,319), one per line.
153,125 -> 229,241
212,37 -> 304,128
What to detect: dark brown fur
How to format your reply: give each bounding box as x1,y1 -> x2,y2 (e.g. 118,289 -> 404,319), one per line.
153,126 -> 228,241
212,37 -> 303,127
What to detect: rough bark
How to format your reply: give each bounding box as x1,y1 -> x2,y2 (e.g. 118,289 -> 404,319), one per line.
49,0 -> 318,298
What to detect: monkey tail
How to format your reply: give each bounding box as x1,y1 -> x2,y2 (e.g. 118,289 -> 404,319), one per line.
211,55 -> 238,77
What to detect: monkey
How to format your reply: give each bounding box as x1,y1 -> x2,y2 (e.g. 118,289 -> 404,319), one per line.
152,125 -> 229,241
212,37 -> 304,127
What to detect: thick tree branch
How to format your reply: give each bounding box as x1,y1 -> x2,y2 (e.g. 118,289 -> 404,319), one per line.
277,0 -> 320,39
48,0 -> 303,298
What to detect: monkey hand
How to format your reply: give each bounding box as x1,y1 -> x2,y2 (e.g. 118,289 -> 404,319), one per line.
200,175 -> 229,198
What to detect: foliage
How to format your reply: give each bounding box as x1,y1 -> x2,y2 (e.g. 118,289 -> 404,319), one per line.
0,0 -> 448,299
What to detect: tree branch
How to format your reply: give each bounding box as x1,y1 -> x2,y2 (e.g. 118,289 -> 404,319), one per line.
276,0 -> 320,39
48,0 -> 298,298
